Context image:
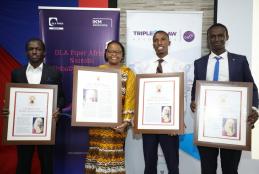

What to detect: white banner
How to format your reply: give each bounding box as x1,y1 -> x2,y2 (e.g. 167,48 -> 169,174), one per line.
125,10 -> 203,174
252,120 -> 259,159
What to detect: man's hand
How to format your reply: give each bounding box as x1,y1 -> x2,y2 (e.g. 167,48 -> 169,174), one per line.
247,107 -> 259,129
190,101 -> 196,113
1,107 -> 9,117
52,108 -> 60,121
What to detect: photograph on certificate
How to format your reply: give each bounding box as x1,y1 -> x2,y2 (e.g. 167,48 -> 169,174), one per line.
195,81 -> 252,150
3,83 -> 57,144
32,117 -> 45,134
161,106 -> 172,123
72,66 -> 122,127
135,73 -> 184,134
222,118 -> 237,137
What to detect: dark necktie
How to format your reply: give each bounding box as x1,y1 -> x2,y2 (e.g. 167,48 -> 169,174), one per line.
156,59 -> 164,73
213,56 -> 222,81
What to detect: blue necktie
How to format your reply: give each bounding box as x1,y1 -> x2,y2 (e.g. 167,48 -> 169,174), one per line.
213,56 -> 222,81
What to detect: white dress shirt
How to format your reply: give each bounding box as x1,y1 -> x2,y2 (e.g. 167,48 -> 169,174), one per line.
206,51 -> 229,81
133,54 -> 187,111
133,55 -> 186,74
26,63 -> 43,84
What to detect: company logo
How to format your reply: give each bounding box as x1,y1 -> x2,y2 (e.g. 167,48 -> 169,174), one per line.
133,31 -> 177,37
92,18 -> 112,27
48,17 -> 64,30
131,30 -> 178,41
183,31 -> 195,42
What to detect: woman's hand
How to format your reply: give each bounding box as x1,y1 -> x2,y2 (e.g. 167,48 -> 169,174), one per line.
113,122 -> 129,133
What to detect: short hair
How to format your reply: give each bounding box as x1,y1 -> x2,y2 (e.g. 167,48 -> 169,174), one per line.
207,23 -> 229,38
153,30 -> 169,41
104,40 -> 125,62
25,38 -> 45,51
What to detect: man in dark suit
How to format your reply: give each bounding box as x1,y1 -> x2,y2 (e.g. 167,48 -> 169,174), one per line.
191,23 -> 258,174
11,38 -> 65,174
135,31 -> 185,174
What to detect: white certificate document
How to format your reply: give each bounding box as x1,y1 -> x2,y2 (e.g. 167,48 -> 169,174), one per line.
76,70 -> 118,123
7,87 -> 54,141
71,66 -> 121,127
197,86 -> 248,146
137,76 -> 181,130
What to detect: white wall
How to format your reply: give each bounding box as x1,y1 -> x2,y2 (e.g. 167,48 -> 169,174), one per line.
217,0 -> 259,173
251,0 -> 259,92
217,0 -> 252,62
217,0 -> 258,87
251,0 -> 259,161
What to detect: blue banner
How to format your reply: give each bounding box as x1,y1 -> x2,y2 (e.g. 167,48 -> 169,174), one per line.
39,7 -> 120,174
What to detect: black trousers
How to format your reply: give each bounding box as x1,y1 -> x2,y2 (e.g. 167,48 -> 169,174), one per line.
142,134 -> 179,174
16,145 -> 53,174
198,146 -> 242,174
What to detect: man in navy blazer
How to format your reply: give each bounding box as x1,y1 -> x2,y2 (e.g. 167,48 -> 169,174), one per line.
11,38 -> 65,174
191,23 -> 258,174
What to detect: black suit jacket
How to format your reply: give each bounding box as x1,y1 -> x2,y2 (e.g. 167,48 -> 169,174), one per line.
11,63 -> 65,109
191,52 -> 258,107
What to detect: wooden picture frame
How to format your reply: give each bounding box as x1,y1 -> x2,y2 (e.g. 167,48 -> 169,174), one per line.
3,83 -> 57,145
194,80 -> 253,150
134,72 -> 184,134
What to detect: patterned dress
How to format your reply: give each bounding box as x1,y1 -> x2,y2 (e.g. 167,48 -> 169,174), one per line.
85,64 -> 135,174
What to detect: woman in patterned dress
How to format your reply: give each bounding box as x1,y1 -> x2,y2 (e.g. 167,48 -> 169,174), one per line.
85,41 -> 135,174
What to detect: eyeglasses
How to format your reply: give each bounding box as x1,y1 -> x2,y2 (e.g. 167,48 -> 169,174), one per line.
107,50 -> 122,54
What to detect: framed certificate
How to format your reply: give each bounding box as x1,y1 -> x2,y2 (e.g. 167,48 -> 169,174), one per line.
134,72 -> 184,134
194,80 -> 253,150
71,65 -> 122,127
3,83 -> 57,145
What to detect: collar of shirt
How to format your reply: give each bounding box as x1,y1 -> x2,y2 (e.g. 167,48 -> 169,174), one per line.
209,51 -> 228,60
153,54 -> 169,64
206,51 -> 229,81
26,63 -> 43,72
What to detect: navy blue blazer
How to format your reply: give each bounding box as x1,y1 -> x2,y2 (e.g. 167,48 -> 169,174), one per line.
191,52 -> 258,107
11,63 -> 65,109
